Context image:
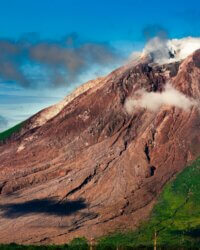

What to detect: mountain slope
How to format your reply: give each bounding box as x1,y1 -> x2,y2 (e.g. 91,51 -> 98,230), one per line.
0,50 -> 200,244
98,156 -> 200,248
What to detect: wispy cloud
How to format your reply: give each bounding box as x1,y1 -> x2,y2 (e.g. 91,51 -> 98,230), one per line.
0,33 -> 123,88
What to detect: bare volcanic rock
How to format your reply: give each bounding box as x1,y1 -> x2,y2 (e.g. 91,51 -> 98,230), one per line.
1,50 -> 200,244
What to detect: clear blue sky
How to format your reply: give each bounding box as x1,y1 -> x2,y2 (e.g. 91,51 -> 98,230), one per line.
0,0 -> 200,131
0,0 -> 200,41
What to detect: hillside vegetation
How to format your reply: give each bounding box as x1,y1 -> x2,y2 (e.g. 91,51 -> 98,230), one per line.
0,122 -> 24,142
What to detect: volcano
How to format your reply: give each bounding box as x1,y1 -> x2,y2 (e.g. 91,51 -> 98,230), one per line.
0,48 -> 200,245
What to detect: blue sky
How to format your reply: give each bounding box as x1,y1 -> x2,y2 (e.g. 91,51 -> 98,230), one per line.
0,0 -> 200,131
1,0 -> 200,41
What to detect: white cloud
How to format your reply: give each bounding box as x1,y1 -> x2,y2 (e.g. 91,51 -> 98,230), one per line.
124,83 -> 197,114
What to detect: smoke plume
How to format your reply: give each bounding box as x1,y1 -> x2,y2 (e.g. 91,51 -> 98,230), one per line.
141,37 -> 200,64
129,26 -> 200,64
1,30 -> 200,88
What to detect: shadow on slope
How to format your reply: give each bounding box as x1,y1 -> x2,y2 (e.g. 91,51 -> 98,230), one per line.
0,197 -> 87,218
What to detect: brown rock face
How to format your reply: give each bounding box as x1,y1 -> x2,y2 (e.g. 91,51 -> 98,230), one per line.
1,51 -> 200,244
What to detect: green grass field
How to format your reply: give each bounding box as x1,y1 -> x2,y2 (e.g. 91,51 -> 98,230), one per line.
0,122 -> 24,142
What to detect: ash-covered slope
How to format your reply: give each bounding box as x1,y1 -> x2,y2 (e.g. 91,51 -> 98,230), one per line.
0,50 -> 200,244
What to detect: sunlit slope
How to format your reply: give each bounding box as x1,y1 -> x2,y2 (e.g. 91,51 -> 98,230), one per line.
98,157 -> 200,248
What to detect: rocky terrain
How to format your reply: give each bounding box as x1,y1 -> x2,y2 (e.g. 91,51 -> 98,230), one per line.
0,49 -> 200,244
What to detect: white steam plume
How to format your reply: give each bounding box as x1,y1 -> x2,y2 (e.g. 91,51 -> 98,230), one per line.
130,37 -> 200,64
124,84 -> 197,114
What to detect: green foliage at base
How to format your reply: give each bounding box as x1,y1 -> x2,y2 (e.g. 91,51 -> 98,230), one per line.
0,238 -> 89,250
68,237 -> 89,250
97,157 -> 200,249
0,243 -> 68,249
0,122 -> 24,142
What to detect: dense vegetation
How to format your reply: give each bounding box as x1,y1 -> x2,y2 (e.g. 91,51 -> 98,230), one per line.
0,122 -> 24,142
1,156 -> 200,249
0,238 -> 89,250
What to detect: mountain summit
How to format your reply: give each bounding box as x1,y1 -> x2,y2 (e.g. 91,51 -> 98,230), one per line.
0,48 -> 200,244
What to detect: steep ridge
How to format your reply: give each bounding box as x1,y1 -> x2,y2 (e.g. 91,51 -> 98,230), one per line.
0,50 -> 200,244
